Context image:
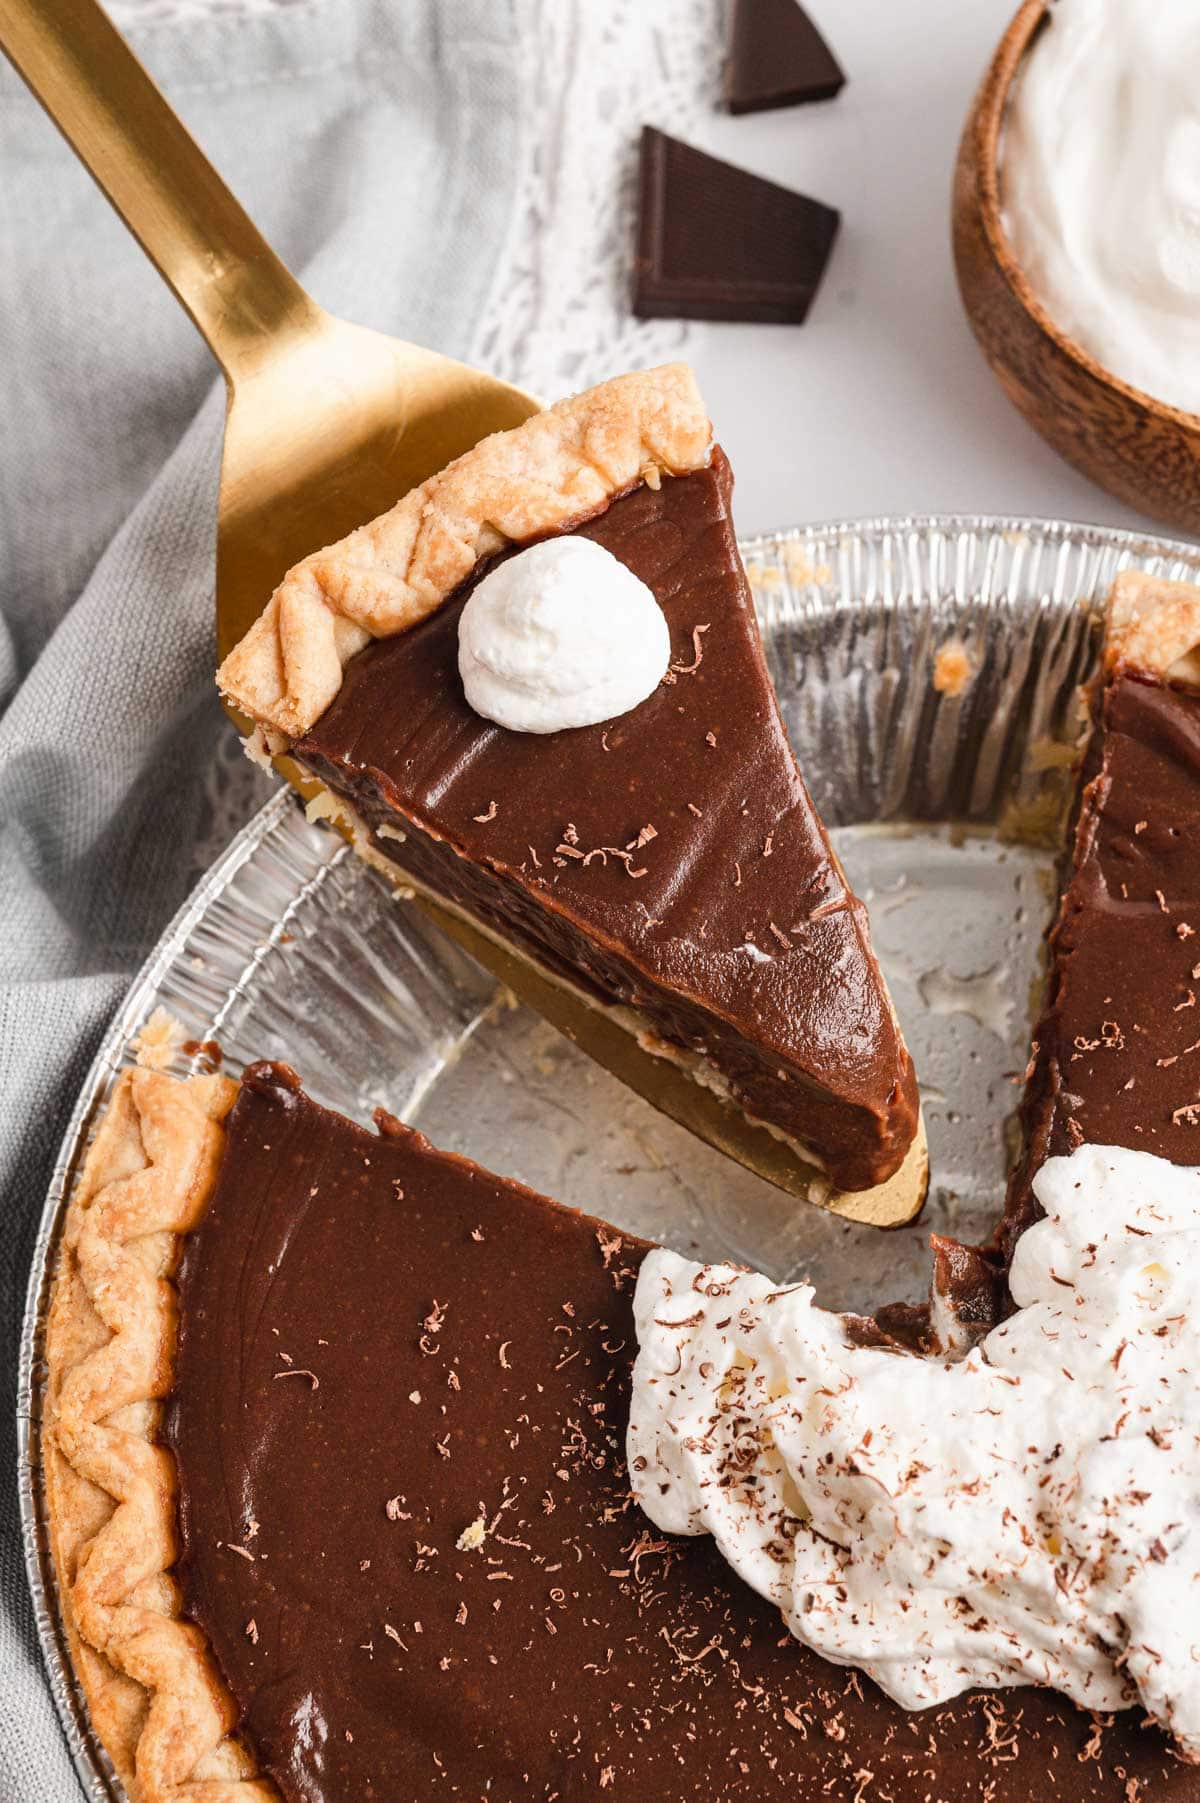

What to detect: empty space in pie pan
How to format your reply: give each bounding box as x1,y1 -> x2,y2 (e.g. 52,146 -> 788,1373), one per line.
18,511 -> 1200,1800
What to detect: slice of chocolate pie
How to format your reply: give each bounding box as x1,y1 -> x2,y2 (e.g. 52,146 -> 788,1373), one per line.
45,1055 -> 1196,1800
893,571 -> 1200,1338
217,366 -> 923,1208
1001,570 -> 1200,1258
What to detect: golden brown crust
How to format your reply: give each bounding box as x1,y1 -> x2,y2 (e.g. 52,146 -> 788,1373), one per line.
217,364 -> 712,741
43,1066 -> 277,1802
1107,570 -> 1200,686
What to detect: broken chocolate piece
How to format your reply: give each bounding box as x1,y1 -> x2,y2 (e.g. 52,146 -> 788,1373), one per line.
633,126 -> 840,324
727,0 -> 846,114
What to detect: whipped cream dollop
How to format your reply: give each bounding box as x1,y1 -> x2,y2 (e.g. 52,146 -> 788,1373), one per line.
457,537 -> 670,734
629,1146 -> 1200,1756
1003,0 -> 1200,414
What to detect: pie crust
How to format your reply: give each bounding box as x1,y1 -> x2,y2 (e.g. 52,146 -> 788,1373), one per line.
1106,568 -> 1200,685
42,1066 -> 272,1801
217,364 -> 711,742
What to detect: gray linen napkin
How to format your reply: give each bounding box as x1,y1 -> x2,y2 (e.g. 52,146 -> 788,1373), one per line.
0,2 -> 521,1790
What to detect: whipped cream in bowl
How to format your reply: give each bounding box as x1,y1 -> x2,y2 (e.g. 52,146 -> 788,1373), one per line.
628,1145 -> 1200,1757
458,536 -> 671,734
1002,0 -> 1200,415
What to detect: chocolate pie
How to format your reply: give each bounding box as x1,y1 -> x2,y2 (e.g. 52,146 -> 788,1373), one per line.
218,365 -> 922,1207
42,473 -> 1200,1795
45,1033 -> 1196,1801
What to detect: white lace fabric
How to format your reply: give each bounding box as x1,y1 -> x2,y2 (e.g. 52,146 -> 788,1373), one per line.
477,0 -> 722,395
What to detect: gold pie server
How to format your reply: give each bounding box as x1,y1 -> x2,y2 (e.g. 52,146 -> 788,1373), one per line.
0,0 -> 926,1224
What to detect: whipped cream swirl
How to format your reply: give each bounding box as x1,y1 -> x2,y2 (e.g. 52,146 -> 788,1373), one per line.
1003,0 -> 1200,415
458,537 -> 670,734
629,1146 -> 1200,1756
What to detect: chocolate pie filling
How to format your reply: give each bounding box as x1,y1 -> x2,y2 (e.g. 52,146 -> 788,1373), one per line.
170,1065 -> 1193,1801
169,538 -> 1199,1797
293,454 -> 919,1195
1002,667 -> 1200,1261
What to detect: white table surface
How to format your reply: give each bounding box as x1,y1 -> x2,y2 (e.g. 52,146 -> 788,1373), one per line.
688,0 -> 1176,544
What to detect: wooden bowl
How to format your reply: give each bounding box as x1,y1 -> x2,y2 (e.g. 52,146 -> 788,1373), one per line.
953,0 -> 1200,534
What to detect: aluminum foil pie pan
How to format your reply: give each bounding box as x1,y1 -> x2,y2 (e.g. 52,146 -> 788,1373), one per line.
19,512 -> 1200,1801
